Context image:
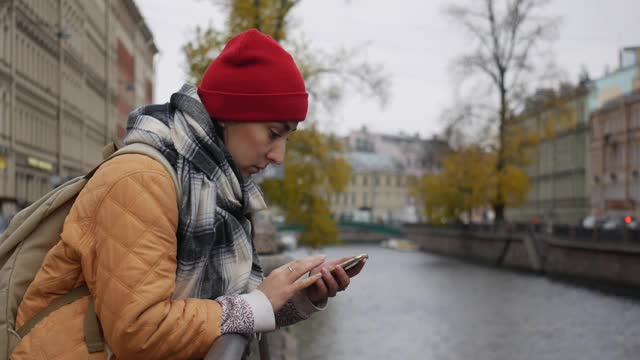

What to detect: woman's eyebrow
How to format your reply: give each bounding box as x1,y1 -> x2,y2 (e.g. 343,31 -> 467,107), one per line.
280,123 -> 297,132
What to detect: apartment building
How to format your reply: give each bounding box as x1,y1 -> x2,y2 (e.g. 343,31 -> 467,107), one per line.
506,84 -> 591,225
0,0 -> 157,214
327,128 -> 449,223
343,126 -> 447,178
590,93 -> 640,218
327,152 -> 417,223
587,47 -> 640,218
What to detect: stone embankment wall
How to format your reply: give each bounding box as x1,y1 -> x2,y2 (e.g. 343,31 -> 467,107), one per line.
404,224 -> 640,290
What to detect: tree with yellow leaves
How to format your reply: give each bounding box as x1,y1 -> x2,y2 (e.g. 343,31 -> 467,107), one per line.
260,127 -> 351,248
414,143 -> 531,224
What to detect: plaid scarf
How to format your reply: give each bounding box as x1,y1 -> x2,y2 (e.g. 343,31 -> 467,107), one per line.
123,84 -> 267,300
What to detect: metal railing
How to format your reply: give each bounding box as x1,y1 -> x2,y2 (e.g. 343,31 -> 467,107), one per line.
405,222 -> 640,244
205,334 -> 250,360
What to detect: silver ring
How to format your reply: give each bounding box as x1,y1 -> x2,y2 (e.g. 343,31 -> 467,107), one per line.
287,265 -> 294,273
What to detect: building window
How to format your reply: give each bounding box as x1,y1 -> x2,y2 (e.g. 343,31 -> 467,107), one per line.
632,104 -> 640,129
606,142 -> 621,170
631,141 -> 640,167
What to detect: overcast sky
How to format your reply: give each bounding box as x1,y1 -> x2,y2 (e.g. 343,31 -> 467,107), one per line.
136,0 -> 640,138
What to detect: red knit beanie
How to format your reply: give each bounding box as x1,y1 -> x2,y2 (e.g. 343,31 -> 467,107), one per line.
197,29 -> 308,122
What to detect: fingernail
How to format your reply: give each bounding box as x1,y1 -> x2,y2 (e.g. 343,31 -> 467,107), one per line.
316,254 -> 327,260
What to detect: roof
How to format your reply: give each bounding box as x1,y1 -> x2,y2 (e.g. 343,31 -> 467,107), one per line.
253,151 -> 405,183
127,0 -> 159,54
343,152 -> 402,172
592,91 -> 640,115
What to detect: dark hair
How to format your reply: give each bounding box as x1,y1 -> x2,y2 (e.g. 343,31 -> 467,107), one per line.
211,117 -> 225,143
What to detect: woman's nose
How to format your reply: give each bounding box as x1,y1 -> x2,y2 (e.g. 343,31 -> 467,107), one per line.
266,140 -> 286,165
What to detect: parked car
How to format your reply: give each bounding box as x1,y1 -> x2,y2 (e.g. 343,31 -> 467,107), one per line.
623,216 -> 639,229
602,217 -> 622,230
582,215 -> 606,229
600,216 -> 639,230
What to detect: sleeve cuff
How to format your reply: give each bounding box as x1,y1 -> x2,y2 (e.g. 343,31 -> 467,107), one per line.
293,291 -> 327,315
215,290 -> 275,335
274,291 -> 327,328
240,290 -> 276,333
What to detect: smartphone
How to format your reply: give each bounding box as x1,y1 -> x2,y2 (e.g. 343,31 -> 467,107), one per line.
329,253 -> 368,274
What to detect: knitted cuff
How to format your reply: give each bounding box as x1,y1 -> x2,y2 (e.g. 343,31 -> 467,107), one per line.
216,290 -> 275,335
275,291 -> 327,328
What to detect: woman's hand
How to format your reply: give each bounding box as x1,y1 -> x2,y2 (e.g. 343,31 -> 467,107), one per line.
258,255 -> 326,312
305,256 -> 367,305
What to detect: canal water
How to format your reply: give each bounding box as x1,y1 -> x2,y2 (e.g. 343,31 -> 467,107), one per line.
286,245 -> 640,360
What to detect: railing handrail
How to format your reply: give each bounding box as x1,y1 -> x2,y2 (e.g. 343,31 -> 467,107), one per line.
204,333 -> 249,360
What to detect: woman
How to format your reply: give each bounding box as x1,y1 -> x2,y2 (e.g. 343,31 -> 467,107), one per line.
12,29 -> 365,359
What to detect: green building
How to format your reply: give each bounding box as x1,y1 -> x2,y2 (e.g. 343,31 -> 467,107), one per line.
506,85 -> 590,225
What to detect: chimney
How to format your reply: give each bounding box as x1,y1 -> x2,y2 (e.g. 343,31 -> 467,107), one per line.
619,47 -> 640,69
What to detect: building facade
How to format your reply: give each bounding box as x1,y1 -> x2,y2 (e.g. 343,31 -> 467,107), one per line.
328,152 -> 416,223
586,47 -> 640,219
328,128 -> 449,223
343,126 -> 447,178
506,85 -> 591,225
590,93 -> 640,218
587,47 -> 640,114
0,0 -> 157,214
506,48 -> 640,225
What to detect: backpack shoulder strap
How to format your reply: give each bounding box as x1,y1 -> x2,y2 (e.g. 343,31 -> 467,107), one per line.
16,286 -> 90,338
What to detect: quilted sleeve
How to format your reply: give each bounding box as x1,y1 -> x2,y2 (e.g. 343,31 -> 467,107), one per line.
90,165 -> 222,360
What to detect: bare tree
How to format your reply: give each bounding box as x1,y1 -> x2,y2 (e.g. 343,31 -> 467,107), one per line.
445,0 -> 560,223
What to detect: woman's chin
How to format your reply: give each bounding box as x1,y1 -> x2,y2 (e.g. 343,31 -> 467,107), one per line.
242,167 -> 257,177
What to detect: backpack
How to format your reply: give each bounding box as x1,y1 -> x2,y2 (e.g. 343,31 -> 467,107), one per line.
0,142 -> 182,359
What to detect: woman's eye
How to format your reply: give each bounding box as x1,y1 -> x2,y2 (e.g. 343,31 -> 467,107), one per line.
269,130 -> 281,139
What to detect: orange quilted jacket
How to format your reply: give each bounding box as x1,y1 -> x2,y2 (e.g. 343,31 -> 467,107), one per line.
11,154 -> 223,360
